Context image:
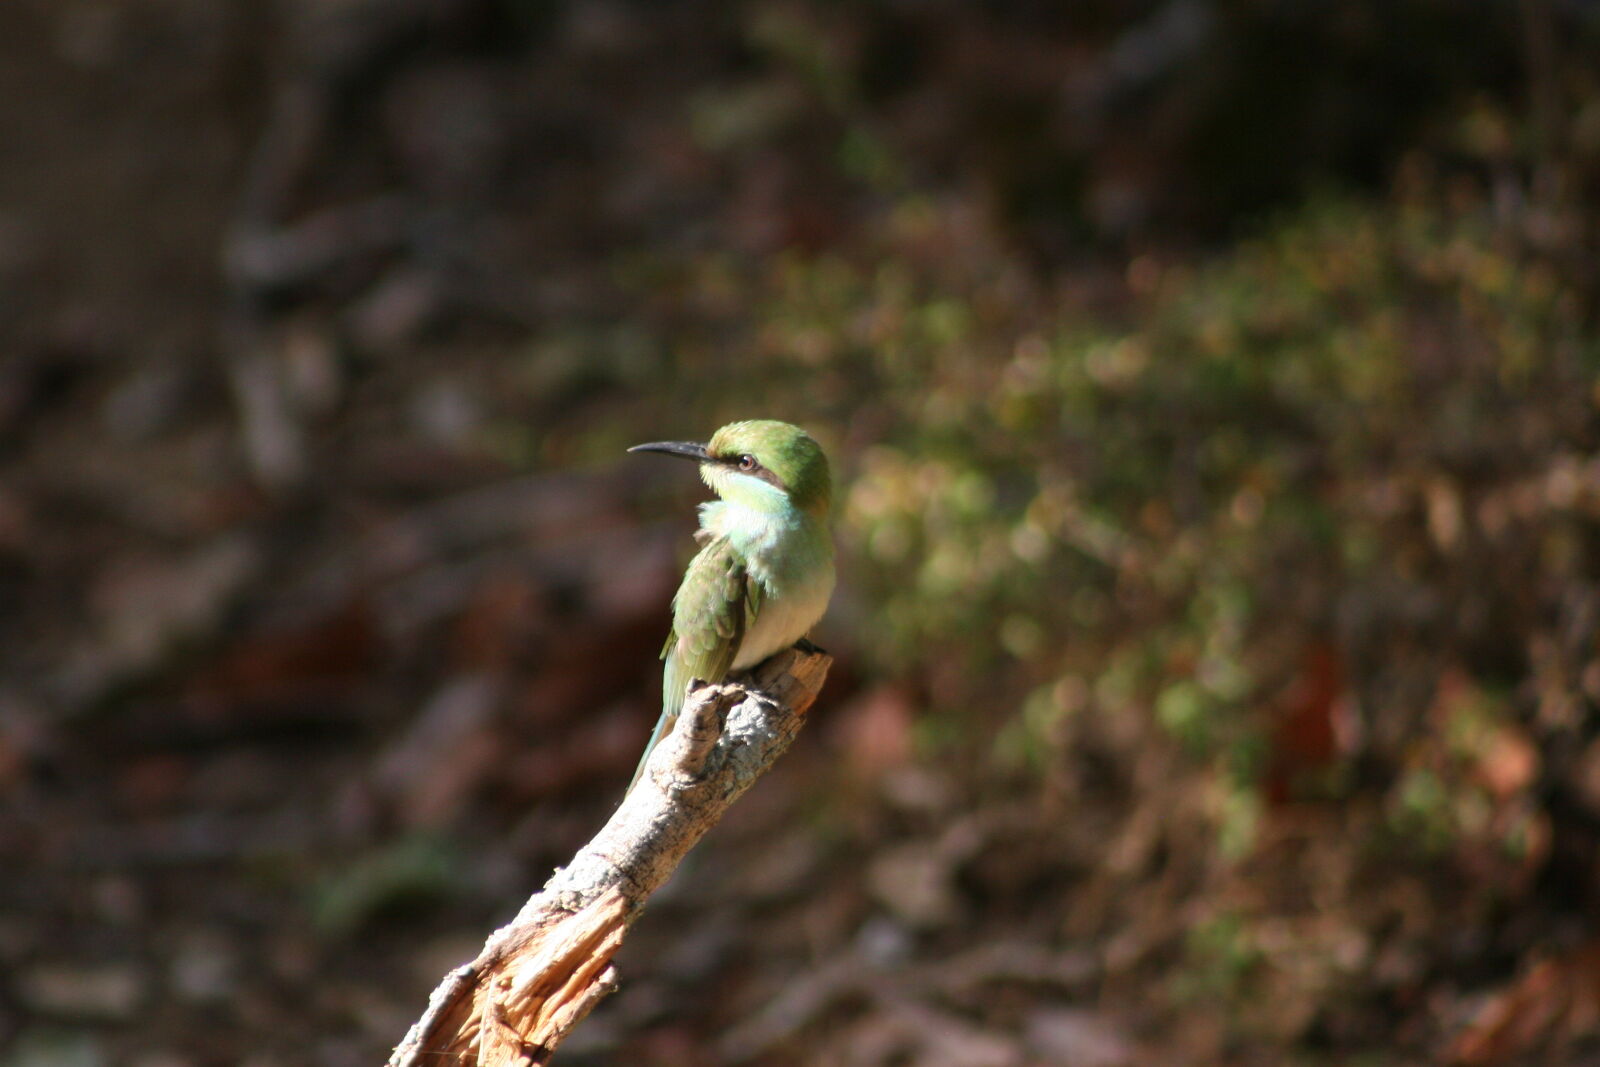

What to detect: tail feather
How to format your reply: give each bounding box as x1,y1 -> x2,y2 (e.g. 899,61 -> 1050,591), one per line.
627,647 -> 694,795
625,709 -> 677,794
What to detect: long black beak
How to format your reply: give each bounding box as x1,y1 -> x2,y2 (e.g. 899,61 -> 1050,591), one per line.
627,440 -> 710,462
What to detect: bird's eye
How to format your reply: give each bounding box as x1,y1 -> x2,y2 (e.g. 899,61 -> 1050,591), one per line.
737,454 -> 758,471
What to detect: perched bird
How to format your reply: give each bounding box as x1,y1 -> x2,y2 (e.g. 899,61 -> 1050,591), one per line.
626,420 -> 835,792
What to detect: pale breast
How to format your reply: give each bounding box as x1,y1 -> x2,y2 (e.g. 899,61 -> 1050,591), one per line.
699,497 -> 834,671
732,562 -> 835,669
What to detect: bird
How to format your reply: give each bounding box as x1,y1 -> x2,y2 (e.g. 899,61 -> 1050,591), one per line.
625,419 -> 835,793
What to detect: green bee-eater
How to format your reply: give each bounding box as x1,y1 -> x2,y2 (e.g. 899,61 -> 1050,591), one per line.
626,420 -> 835,792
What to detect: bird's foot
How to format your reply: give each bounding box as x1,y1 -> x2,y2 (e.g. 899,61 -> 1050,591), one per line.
793,636 -> 827,656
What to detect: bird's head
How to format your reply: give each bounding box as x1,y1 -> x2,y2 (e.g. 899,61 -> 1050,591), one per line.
629,419 -> 832,517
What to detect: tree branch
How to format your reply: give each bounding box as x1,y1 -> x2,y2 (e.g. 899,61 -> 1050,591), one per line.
386,647 -> 832,1067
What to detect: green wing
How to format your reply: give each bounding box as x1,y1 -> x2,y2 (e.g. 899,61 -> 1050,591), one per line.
628,537 -> 762,792
662,536 -> 763,716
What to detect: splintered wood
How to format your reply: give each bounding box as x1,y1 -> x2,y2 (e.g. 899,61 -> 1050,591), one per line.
386,647 -> 832,1067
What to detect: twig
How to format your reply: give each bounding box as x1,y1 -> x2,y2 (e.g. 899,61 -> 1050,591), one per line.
386,647 -> 832,1067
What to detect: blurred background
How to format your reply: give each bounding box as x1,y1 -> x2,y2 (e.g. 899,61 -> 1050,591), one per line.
2,0 -> 1599,1064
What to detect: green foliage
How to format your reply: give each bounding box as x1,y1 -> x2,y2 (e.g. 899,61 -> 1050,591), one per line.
584,174 -> 1597,884
1174,911 -> 1264,1003
814,189 -> 1592,757
310,835 -> 463,936
598,168 -> 1587,735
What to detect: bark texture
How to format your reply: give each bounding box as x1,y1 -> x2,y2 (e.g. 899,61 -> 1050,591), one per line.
386,647 -> 832,1067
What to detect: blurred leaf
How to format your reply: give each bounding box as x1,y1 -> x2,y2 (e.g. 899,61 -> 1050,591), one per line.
311,835 -> 462,936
